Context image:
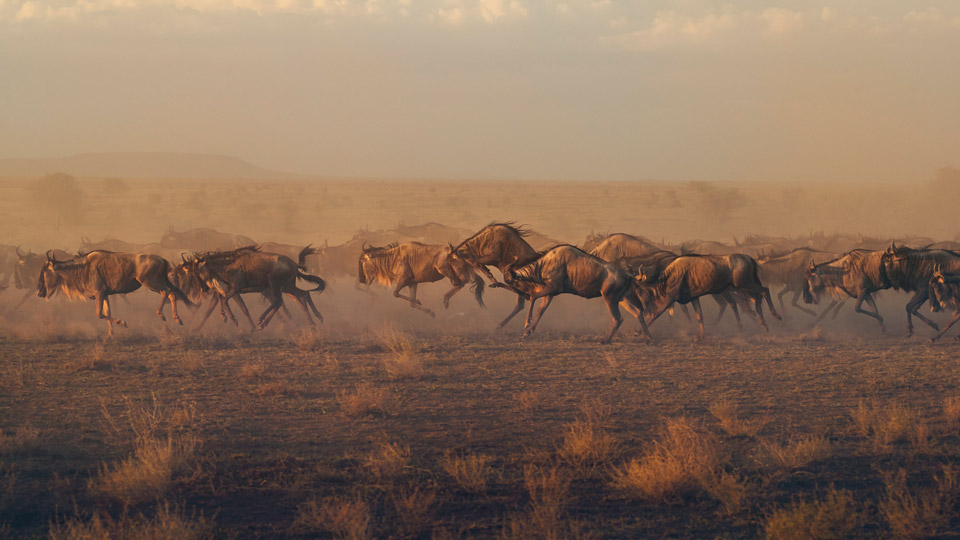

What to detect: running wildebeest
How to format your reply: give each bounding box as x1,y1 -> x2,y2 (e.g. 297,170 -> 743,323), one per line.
184,246 -> 326,331
880,243 -> 960,336
451,223 -> 542,328
36,250 -> 194,337
633,254 -> 780,340
357,242 -> 485,317
504,245 -> 650,344
757,247 -> 843,317
927,267 -> 960,342
802,249 -> 889,332
603,244 -> 752,330
8,248 -> 73,312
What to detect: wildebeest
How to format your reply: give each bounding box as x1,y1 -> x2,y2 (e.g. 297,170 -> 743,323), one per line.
357,242 -> 485,317
586,233 -> 663,262
927,268 -> 960,342
451,223 -> 541,328
802,249 -> 889,332
601,245 -> 751,330
504,245 -> 650,344
880,243 -> 960,336
184,246 -> 326,331
633,254 -> 780,340
36,250 -> 193,337
757,247 -> 842,317
160,227 -> 256,251
8,248 -> 73,312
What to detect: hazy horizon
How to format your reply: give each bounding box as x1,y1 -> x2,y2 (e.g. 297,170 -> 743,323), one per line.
3,1 -> 959,182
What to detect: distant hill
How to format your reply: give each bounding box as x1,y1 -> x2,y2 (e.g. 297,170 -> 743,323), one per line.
0,152 -> 299,179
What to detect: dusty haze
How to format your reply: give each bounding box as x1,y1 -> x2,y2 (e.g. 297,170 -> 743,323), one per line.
2,1 -> 960,182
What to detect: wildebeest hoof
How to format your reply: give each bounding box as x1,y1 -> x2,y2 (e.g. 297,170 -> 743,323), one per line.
426,310 -> 436,318
117,320 -> 127,328
175,317 -> 183,326
930,337 -> 938,343
158,313 -> 166,322
931,323 -> 941,331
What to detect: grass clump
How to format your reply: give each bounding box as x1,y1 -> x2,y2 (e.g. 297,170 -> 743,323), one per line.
709,399 -> 768,437
295,494 -> 372,540
90,436 -> 197,506
879,467 -> 959,539
758,434 -> 831,470
49,503 -> 210,540
609,418 -> 722,501
441,452 -> 494,494
338,382 -> 392,417
763,488 -> 861,540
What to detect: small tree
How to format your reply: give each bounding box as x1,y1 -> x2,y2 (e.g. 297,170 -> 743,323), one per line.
29,172 -> 85,231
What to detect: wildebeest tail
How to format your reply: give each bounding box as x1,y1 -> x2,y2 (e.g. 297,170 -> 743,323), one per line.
471,272 -> 485,309
297,270 -> 326,293
298,244 -> 318,267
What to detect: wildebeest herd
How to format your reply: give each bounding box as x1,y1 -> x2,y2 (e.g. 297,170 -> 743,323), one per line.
4,223 -> 960,342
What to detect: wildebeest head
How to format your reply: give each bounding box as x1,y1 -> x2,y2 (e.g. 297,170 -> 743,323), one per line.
36,251 -> 62,298
802,261 -> 822,304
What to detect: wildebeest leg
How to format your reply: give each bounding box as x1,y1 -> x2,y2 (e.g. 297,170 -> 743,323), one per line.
853,293 -> 886,333
286,290 -> 323,324
281,291 -> 313,325
790,290 -> 818,317
622,293 -> 652,342
498,294 -> 527,329
690,297 -> 705,340
761,287 -> 781,321
442,281 -> 465,309
257,279 -> 287,330
777,286 -> 790,312
831,300 -> 845,319
599,294 -> 625,344
392,281 -> 435,318
225,294 -> 258,332
929,312 -> 960,342
713,295 -> 728,325
750,293 -> 769,333
903,290 -> 939,336
96,292 -> 125,337
523,295 -> 554,338
718,292 -> 743,330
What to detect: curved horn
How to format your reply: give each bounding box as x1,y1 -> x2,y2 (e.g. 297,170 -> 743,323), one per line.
181,253 -> 188,263
16,245 -> 24,258
361,242 -> 370,253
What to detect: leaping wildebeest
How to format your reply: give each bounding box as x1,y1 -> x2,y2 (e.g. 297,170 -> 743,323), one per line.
36,250 -> 194,337
451,223 -> 541,328
357,242 -> 485,317
633,254 -> 780,340
184,246 -> 326,331
880,243 -> 960,336
802,249 -> 889,332
504,245 -> 650,344
927,267 -> 960,342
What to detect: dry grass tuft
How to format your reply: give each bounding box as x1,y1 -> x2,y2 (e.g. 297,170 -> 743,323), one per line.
879,467 -> 959,539
64,343 -> 116,372
763,488 -> 861,540
523,464 -> 572,536
90,436 -> 197,506
556,420 -> 618,474
609,418 -> 722,501
709,399 -> 767,437
701,470 -> 752,516
393,487 -> 436,537
441,452 -> 494,494
514,390 -> 540,416
0,427 -> 41,455
292,328 -> 325,352
49,502 -> 210,540
851,400 -> 917,450
375,326 -> 425,380
100,393 -> 198,446
363,441 -> 411,481
338,382 -> 392,417
758,434 -> 831,470
295,494 -> 372,540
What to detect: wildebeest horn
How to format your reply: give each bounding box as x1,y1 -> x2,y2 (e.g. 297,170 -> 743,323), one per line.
15,245 -> 24,258
362,242 -> 370,253
181,253 -> 188,263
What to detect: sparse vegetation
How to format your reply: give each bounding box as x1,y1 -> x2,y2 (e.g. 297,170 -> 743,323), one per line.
763,488 -> 861,540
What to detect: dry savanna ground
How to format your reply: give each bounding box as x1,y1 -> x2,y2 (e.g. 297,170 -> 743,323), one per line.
3,316 -> 960,538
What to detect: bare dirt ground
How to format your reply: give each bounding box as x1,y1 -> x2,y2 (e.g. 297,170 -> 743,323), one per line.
2,288 -> 960,538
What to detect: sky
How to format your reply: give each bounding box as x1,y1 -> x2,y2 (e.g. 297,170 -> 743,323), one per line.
1,1 -> 959,182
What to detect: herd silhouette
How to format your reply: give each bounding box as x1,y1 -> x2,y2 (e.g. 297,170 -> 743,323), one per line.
5,223 -> 960,343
